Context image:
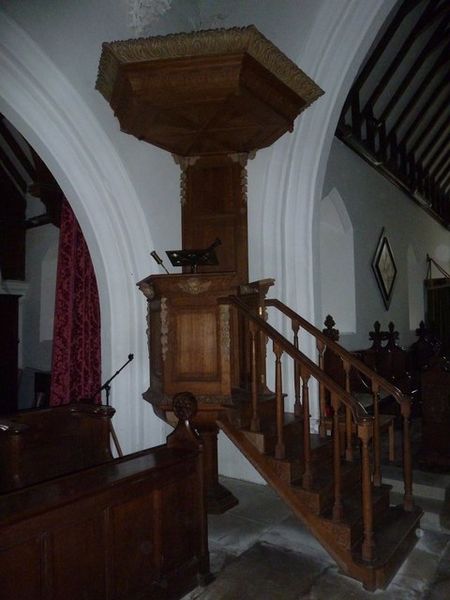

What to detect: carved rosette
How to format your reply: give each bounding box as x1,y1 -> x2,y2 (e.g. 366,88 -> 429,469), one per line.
219,304 -> 231,355
172,391 -> 198,421
160,297 -> 169,362
177,278 -> 212,295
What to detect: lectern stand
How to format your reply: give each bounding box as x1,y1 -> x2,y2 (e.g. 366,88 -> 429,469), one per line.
138,272 -> 241,513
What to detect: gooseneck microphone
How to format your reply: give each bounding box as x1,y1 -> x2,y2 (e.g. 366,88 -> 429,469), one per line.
150,250 -> 169,274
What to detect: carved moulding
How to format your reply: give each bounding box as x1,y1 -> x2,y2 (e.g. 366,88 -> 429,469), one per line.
219,304 -> 231,354
160,297 -> 169,362
97,25 -> 323,105
137,281 -> 155,300
177,278 -> 212,295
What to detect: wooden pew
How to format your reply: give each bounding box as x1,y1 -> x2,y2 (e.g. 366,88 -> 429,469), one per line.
0,394 -> 210,600
0,403 -> 115,493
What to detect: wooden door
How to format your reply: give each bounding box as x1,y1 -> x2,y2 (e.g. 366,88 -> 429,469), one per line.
0,295 -> 19,414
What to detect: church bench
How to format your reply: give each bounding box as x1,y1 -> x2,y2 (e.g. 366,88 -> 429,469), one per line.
0,396 -> 210,599
0,403 -> 115,493
322,318 -> 440,416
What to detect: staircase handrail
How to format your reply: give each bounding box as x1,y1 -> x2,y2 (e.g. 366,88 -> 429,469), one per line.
221,295 -> 369,424
266,298 -> 411,409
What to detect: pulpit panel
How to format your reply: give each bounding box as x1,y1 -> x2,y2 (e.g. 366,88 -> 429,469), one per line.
175,309 -> 218,381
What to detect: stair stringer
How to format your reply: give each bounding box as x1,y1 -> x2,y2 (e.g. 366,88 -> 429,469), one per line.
218,415 -> 410,591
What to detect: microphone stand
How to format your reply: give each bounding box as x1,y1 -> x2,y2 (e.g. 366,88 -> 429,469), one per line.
88,354 -> 134,457
90,354 -> 134,407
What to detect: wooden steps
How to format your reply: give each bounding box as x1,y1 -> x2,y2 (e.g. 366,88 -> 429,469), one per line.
217,406 -> 423,591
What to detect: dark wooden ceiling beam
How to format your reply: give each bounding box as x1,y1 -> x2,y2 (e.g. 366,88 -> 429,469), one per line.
0,147 -> 27,194
0,115 -> 36,180
387,45 -> 450,139
28,148 -> 62,226
379,19 -> 450,122
432,149 -> 450,179
337,0 -> 449,227
342,0 -> 424,115
363,0 -> 440,114
440,171 -> 450,191
404,87 -> 450,152
420,126 -> 450,167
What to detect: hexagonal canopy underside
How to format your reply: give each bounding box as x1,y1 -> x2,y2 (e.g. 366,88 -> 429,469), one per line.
97,27 -> 323,157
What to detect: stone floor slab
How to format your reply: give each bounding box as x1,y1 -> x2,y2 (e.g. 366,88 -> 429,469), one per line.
182,476 -> 450,600
190,542 -> 328,600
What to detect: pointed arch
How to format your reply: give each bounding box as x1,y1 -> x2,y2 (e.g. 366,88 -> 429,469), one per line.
320,188 -> 356,333
254,0 -> 397,325
0,12 -> 165,451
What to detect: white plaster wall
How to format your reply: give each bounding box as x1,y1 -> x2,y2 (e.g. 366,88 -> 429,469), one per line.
0,9 -> 166,453
16,223 -> 59,410
22,224 -> 59,371
323,137 -> 450,351
320,187 -> 356,334
0,0 -> 398,482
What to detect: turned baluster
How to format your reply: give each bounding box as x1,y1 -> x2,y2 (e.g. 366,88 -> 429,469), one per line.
371,382 -> 381,486
342,360 -> 353,461
401,399 -> 414,511
249,322 -> 260,433
292,320 -> 302,417
358,417 -> 375,562
317,339 -> 327,436
302,369 -> 312,489
273,342 -> 285,459
331,392 -> 343,521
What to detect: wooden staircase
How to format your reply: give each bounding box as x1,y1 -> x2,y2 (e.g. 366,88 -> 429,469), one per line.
215,295 -> 423,591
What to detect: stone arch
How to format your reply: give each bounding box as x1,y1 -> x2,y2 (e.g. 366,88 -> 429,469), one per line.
320,187 -> 356,334
256,0 -> 397,326
0,12 -> 165,451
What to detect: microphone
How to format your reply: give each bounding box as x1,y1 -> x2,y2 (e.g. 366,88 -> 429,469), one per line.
151,250 -> 169,274
128,353 -> 134,361
207,238 -> 222,251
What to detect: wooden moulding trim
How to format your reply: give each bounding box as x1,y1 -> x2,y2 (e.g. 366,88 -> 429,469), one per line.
96,25 -> 324,106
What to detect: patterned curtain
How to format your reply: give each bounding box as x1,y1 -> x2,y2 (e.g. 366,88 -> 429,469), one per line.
49,200 -> 101,405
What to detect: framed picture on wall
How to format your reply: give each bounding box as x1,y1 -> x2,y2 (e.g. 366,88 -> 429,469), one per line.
372,229 -> 397,310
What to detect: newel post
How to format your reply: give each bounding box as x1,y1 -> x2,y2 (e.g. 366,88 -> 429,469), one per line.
249,321 -> 261,433
273,342 -> 285,460
302,368 -> 312,490
358,417 -> 375,562
316,338 -> 326,436
293,319 -> 302,417
401,398 -> 414,511
167,392 -> 211,578
371,381 -> 382,487
342,359 -> 353,462
331,392 -> 343,521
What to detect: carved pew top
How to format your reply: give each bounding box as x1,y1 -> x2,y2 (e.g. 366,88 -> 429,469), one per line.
0,403 -> 116,494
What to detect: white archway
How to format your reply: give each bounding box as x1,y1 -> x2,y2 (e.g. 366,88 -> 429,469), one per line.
255,0 -> 397,326
320,187 -> 356,334
0,12 -> 165,452
246,0 -> 397,423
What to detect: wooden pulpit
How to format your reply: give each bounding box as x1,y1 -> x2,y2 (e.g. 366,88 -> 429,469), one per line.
98,25 -> 323,512
137,272 -> 239,512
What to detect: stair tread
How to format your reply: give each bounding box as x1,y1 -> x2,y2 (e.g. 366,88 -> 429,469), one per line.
218,393 -> 422,590
241,412 -> 301,435
291,460 -> 360,495
321,484 -> 392,529
353,504 -> 423,567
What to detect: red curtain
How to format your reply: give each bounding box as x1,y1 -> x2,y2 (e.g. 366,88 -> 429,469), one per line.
49,200 -> 101,405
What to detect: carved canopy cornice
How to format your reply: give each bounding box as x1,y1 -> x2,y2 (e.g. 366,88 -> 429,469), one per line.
96,25 -> 323,107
